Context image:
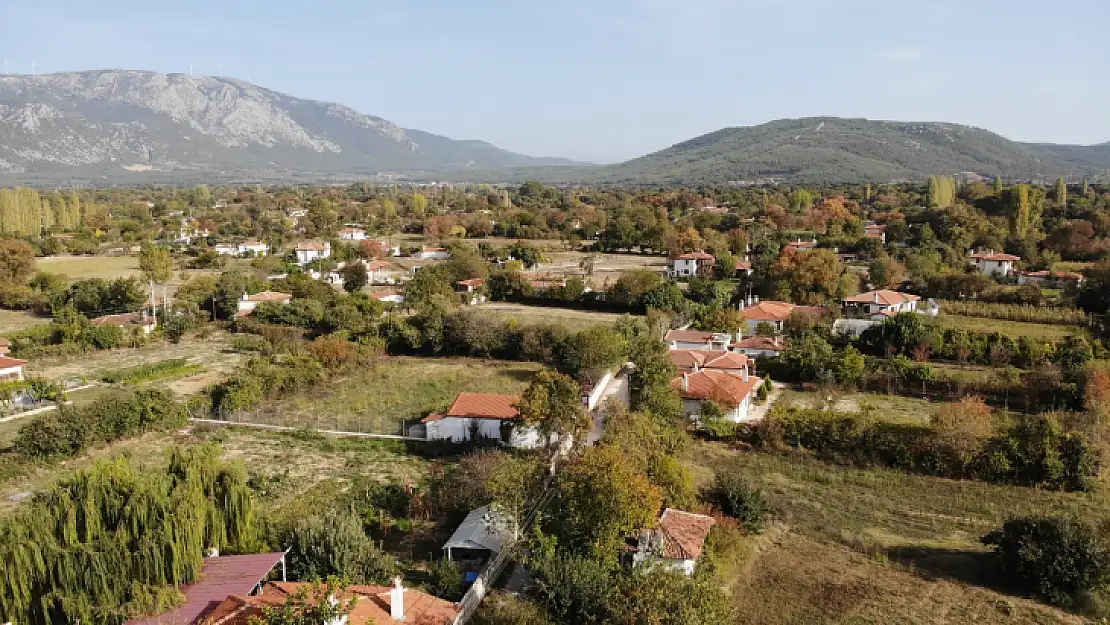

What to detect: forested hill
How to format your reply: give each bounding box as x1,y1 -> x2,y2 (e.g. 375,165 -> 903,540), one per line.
442,117 -> 1110,186
585,118 -> 1110,185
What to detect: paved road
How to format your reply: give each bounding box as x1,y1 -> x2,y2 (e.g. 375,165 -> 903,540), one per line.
587,369 -> 630,445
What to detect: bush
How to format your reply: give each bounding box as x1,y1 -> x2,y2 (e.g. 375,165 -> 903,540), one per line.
284,509 -> 395,585
427,557 -> 465,602
711,472 -> 771,533
982,517 -> 1110,607
102,358 -> 203,384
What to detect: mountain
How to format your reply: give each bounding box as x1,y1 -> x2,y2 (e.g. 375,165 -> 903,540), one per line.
0,69 -> 581,185
573,117 -> 1110,185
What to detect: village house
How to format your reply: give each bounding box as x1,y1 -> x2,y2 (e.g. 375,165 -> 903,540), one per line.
969,249 -> 1020,277
338,227 -> 368,241
199,579 -> 459,625
0,338 -> 11,356
0,355 -> 27,382
841,289 -> 921,319
372,289 -> 405,305
419,247 -> 452,260
214,243 -> 238,256
784,239 -> 817,253
1017,270 -> 1085,288
864,223 -> 887,243
731,336 -> 784,359
669,349 -> 751,377
734,258 -> 753,277
236,241 -> 268,257
673,368 -> 763,422
235,291 -> 292,318
90,312 -> 157,335
663,329 -> 733,351
456,279 -> 487,306
628,508 -> 716,576
418,392 -> 541,448
295,240 -> 331,265
669,252 -> 715,278
286,207 -> 308,218
739,300 -> 804,335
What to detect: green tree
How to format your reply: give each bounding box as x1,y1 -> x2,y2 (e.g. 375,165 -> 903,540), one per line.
558,325 -> 628,380
867,254 -> 907,290
994,175 -> 1004,195
284,509 -> 395,584
1006,184 -> 1032,239
1054,177 -> 1067,205
515,370 -> 592,444
248,579 -> 356,625
341,262 -> 368,293
139,241 -> 173,284
608,569 -> 736,625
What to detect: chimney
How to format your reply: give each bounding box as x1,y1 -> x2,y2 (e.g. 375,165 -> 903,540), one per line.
242,292 -> 249,301
738,300 -> 744,311
681,373 -> 689,393
736,327 -> 743,343
743,368 -> 749,383
874,292 -> 880,304
391,577 -> 405,621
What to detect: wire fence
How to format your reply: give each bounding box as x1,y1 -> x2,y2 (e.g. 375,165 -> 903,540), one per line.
190,403 -> 417,438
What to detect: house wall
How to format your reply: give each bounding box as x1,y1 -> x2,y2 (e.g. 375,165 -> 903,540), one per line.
671,259 -> 697,277
744,318 -> 783,336
0,364 -> 23,381
632,552 -> 698,576
669,340 -> 727,351
425,417 -> 541,449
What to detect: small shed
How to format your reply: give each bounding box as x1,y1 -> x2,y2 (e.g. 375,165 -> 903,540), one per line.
442,505 -> 515,562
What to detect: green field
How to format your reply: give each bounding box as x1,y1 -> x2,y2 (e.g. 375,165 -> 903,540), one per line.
690,443 -> 1100,624
231,356 -> 542,435
481,302 -> 630,329
934,314 -> 1085,341
35,254 -> 141,281
0,309 -> 49,334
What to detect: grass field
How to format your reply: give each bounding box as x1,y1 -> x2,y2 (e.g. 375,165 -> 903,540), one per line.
0,309 -> 50,334
235,356 -> 542,435
27,331 -> 243,396
934,314 -> 1085,341
481,302 -> 630,329
691,443 -> 1103,623
35,254 -> 141,281
778,389 -> 941,424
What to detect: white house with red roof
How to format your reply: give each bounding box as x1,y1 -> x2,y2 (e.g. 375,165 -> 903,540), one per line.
669,349 -> 751,377
670,252 -> 715,277
969,249 -> 1020,277
739,299 -> 829,336
629,509 -> 716,576
0,355 -> 27,382
418,247 -> 452,260
238,241 -> 269,257
664,329 -> 733,351
419,392 -> 541,448
294,240 -> 331,265
731,335 -> 784,358
89,312 -> 158,335
784,239 -> 817,253
841,289 -> 921,319
338,227 -> 368,241
673,368 -> 763,422
235,291 -> 292,318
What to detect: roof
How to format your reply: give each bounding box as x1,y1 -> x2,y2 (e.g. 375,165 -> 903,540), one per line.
742,301 -> 796,322
842,290 -> 920,305
669,349 -> 749,372
339,227 -> 366,233
864,231 -> 884,239
676,252 -> 715,261
1020,270 -> 1084,280
735,260 -> 751,270
295,241 -> 330,251
673,370 -> 763,407
245,291 -> 292,303
663,329 -> 728,344
0,355 -> 27,369
423,393 -> 519,423
970,251 -> 1020,262
239,241 -> 266,248
126,552 -> 286,625
372,289 -> 404,300
442,505 -> 515,553
200,581 -> 459,625
456,278 -> 485,287
654,509 -> 716,560
732,336 -> 783,351
865,223 -> 887,232
785,240 -> 816,249
0,338 -> 11,347
89,312 -> 153,328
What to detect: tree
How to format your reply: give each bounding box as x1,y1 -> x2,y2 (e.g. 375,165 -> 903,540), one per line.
139,241 -> 173,284
1055,176 -> 1068,205
0,238 -> 35,284
711,472 -> 772,533
284,510 -> 395,584
994,176 -> 1004,195
931,396 -> 994,462
867,254 -> 907,289
1006,184 -> 1033,239
550,444 -> 662,557
515,370 -> 592,445
248,579 -> 356,625
608,270 -> 663,308
608,569 -> 736,625
341,263 -> 368,293
982,517 -> 1110,607
558,325 -> 628,381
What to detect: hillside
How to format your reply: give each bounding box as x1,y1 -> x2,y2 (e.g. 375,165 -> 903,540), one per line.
0,70 -> 580,185
586,117 -> 1110,185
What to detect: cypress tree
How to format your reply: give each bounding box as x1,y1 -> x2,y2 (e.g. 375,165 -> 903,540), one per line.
994,176 -> 1004,195
1055,176 -> 1067,205
1082,179 -> 1090,197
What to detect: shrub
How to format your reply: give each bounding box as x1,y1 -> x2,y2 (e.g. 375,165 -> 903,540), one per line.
711,472 -> 771,533
102,358 -> 203,384
284,509 -> 395,585
427,557 -> 465,602
982,517 -> 1110,607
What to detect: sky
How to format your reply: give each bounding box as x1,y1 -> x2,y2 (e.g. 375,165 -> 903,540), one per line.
0,0 -> 1107,163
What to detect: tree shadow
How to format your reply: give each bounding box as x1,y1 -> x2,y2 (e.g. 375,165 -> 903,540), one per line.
884,545 -> 1009,593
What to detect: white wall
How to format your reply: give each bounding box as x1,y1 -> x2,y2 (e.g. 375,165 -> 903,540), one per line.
424,417 -> 541,449
0,364 -> 24,381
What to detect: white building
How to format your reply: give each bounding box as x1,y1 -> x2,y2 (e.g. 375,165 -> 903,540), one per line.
371,290 -> 405,305
295,241 -> 331,265
630,509 -> 716,576
673,369 -> 763,422
669,252 -> 714,278
663,330 -> 732,351
841,290 -> 920,319
338,227 -> 368,241
238,241 -> 269,257
0,355 -> 27,382
235,291 -> 292,318
418,392 -> 541,449
418,247 -> 452,260
214,244 -> 238,256
969,250 -> 1020,277
731,336 -> 784,359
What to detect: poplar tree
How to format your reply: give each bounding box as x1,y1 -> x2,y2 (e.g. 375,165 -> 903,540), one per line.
994,176 -> 1004,195
1007,184 -> 1032,239
1055,177 -> 1068,205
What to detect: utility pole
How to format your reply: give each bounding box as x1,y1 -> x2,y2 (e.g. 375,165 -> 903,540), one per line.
150,279 -> 157,326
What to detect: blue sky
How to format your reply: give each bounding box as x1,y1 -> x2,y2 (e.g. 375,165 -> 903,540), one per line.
1,0 -> 1107,162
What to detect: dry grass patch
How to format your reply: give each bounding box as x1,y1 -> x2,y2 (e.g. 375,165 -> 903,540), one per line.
0,309 -> 50,334
778,389 -> 940,424
934,314 -> 1084,341
481,302 -> 631,329
35,254 -> 141,281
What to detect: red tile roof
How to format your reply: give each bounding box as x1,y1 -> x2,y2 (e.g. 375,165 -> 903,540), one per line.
842,290 -> 920,305
371,289 -> 404,300
664,330 -> 726,344
126,553 -> 286,625
970,251 -> 1020,262
676,252 -> 715,261
732,336 -> 783,351
0,355 -> 26,369
669,349 -> 749,372
295,241 -> 330,251
742,301 -> 796,322
456,278 -> 485,288
200,581 -> 459,625
446,392 -> 520,420
734,260 -> 751,271
655,509 -> 716,559
245,291 -> 292,303
673,370 -> 762,407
